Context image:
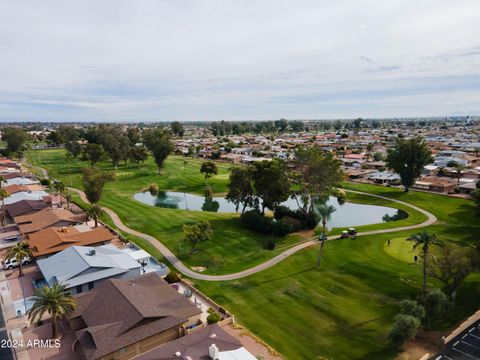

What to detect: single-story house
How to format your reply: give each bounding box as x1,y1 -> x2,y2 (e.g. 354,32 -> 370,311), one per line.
67,272 -> 202,360
4,190 -> 50,205
28,225 -> 116,258
367,171 -> 401,185
36,244 -> 142,295
5,199 -> 48,219
135,324 -> 257,360
15,208 -> 81,234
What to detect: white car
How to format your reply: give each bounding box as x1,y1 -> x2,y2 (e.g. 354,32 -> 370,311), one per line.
2,256 -> 31,270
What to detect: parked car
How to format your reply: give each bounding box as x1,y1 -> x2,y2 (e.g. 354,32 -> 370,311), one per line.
2,256 -> 30,270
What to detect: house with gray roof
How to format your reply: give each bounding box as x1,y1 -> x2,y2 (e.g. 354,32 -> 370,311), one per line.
36,244 -> 142,295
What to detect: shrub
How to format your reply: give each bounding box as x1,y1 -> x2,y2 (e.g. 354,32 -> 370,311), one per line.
148,183 -> 159,194
206,309 -> 222,324
240,210 -> 272,234
263,238 -> 276,250
271,219 -> 292,237
399,299 -> 425,320
164,271 -> 180,284
39,178 -> 51,186
388,314 -> 421,349
424,288 -> 449,328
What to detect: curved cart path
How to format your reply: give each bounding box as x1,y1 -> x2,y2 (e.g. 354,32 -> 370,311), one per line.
67,186 -> 437,281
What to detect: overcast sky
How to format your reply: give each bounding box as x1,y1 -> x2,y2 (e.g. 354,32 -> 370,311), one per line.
0,0 -> 479,122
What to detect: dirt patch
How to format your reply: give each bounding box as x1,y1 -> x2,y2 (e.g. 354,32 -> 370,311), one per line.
222,323 -> 283,360
396,329 -> 446,360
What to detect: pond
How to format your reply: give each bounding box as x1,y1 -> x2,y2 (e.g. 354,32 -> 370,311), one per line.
134,191 -> 403,228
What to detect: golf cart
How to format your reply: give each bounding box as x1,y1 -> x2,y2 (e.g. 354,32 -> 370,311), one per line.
340,230 -> 349,238
348,227 -> 357,235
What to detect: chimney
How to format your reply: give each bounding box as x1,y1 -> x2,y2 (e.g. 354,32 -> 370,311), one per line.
209,344 -> 219,360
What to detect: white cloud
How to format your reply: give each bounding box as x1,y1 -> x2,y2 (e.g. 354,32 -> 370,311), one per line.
0,0 -> 479,121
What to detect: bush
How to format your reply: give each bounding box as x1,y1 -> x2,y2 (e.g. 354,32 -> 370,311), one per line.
148,183 -> 159,195
424,288 -> 449,328
39,178 -> 51,186
240,210 -> 272,234
271,219 -> 292,237
164,271 -> 180,284
388,314 -> 421,349
263,238 -> 276,250
206,309 -> 222,324
399,299 -> 425,320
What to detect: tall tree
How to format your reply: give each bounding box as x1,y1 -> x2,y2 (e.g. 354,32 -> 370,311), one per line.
6,241 -> 32,277
200,161 -> 218,185
406,231 -> 443,298
316,204 -> 336,268
225,167 -> 255,213
292,147 -> 343,216
251,160 -> 290,214
81,143 -> 106,167
128,146 -> 149,167
2,127 -> 28,155
143,128 -> 173,172
428,244 -> 477,301
170,121 -> 185,137
82,167 -> 115,204
65,140 -> 82,159
386,137 -> 433,192
27,283 -> 77,339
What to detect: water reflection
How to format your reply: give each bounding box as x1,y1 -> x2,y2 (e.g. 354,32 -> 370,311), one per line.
134,191 -> 401,228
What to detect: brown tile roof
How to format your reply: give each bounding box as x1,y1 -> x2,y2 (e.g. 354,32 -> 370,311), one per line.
69,273 -> 201,360
28,226 -> 116,257
0,171 -> 33,180
15,208 -> 81,234
134,324 -> 241,360
3,184 -> 44,195
5,200 -> 48,218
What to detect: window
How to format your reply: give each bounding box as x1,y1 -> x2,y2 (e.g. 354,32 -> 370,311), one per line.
88,282 -> 94,290
76,285 -> 83,294
118,347 -> 128,354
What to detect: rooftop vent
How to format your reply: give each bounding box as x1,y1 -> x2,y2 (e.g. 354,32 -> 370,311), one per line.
209,333 -> 217,339
87,249 -> 96,256
209,344 -> 219,360
174,351 -> 182,357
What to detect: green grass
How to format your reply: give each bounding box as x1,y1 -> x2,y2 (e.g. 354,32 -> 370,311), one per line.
26,149 -> 480,359
26,149 -> 306,274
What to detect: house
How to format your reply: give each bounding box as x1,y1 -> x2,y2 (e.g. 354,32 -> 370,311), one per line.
135,324 -> 257,360
3,184 -> 44,196
36,244 -> 142,295
15,208 -> 81,234
3,177 -> 39,186
4,190 -> 50,205
28,225 -> 116,258
68,272 -> 202,360
413,176 -> 457,193
5,199 -> 48,219
367,171 -> 401,185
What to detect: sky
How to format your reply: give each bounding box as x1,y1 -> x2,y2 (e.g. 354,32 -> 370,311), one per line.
0,0 -> 479,122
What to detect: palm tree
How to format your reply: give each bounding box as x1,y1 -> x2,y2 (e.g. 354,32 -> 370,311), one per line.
406,230 -> 443,298
6,241 -> 32,277
316,204 -> 336,268
52,181 -> 65,206
0,188 -> 9,227
85,204 -> 103,227
27,283 -> 77,339
451,163 -> 465,187
65,192 -> 72,211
